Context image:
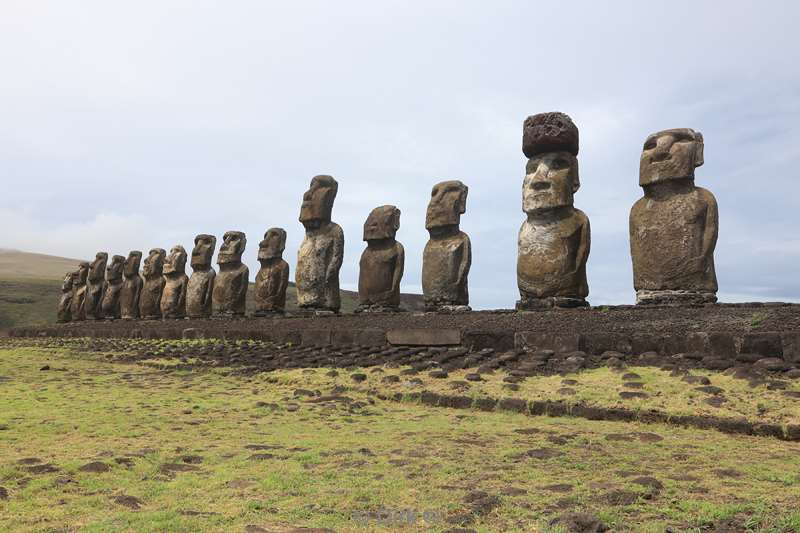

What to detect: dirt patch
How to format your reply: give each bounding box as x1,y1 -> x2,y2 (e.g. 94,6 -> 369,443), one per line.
113,494 -> 143,510
25,463 -> 58,474
78,461 -> 111,473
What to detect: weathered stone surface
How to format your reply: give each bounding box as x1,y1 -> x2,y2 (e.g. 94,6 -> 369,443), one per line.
357,205 -> 404,312
301,329 -> 332,346
386,329 -> 461,346
212,231 -> 249,317
517,113 -> 589,309
186,235 -> 216,319
296,175 -> 344,312
254,228 -> 289,316
119,251 -> 143,320
630,128 -> 718,305
741,333 -> 783,358
56,272 -> 74,323
522,112 -> 579,158
100,255 -> 125,319
160,245 -> 188,319
423,180 -> 471,312
139,248 -> 166,320
69,262 -> 89,321
84,252 -> 108,320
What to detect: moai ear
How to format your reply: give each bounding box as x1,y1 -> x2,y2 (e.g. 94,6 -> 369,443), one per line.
392,208 -> 401,231
457,185 -> 468,214
694,131 -> 704,167
571,157 -> 581,193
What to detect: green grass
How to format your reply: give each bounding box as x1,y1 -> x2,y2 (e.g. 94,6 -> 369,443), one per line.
0,278 -> 60,329
1,345 -> 800,532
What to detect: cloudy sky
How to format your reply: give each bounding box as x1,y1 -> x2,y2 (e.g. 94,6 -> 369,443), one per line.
2,1 -> 799,308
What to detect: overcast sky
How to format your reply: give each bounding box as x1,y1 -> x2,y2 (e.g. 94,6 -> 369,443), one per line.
2,1 -> 799,308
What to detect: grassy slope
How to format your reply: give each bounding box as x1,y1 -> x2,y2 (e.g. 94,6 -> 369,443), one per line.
1,345 -> 799,532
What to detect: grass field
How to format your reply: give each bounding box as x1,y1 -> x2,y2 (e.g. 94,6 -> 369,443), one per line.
1,343 -> 799,532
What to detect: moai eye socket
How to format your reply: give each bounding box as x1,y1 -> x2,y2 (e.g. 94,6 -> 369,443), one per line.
643,138 -> 657,150
550,158 -> 569,170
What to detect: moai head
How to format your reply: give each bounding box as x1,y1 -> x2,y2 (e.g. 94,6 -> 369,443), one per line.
426,180 -> 468,230
61,272 -> 74,293
191,234 -> 216,270
106,255 -> 125,283
299,175 -> 338,229
163,245 -> 187,275
75,262 -> 89,286
523,152 -> 580,213
523,112 -> 579,159
258,228 -> 287,261
142,248 -> 166,279
124,251 -> 142,278
88,252 -> 108,283
363,205 -> 400,243
218,231 -> 246,265
639,128 -> 704,186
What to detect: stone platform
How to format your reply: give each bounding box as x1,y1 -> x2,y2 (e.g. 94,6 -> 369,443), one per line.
10,303 -> 800,362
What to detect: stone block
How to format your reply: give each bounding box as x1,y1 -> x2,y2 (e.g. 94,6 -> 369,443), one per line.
708,332 -> 736,358
301,329 -> 332,346
354,329 -> 386,346
741,333 -> 783,358
464,330 -> 513,351
514,332 -> 582,353
386,329 -> 460,346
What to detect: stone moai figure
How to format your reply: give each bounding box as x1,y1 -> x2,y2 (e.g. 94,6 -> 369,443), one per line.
357,205 -> 404,312
212,231 -> 249,317
120,251 -> 143,320
630,128 -> 718,305
422,180 -> 472,312
139,248 -> 166,319
516,112 -> 590,309
296,175 -> 344,313
84,252 -> 108,320
254,228 -> 290,316
100,255 -> 125,319
57,272 -> 74,323
160,245 -> 189,319
70,262 -> 89,321
186,234 -> 217,318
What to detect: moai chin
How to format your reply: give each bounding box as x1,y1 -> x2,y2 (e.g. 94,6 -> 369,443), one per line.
254,228 -> 290,316
357,205 -> 405,312
139,248 -> 166,319
84,252 -> 108,320
70,262 -> 90,321
57,272 -> 74,323
212,231 -> 249,317
422,180 -> 471,312
186,234 -> 216,319
516,112 -> 590,309
296,175 -> 344,313
100,255 -> 125,319
161,245 -> 189,319
120,251 -> 143,320
630,128 -> 718,305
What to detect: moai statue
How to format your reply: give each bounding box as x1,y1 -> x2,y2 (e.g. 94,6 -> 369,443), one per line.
212,231 -> 249,317
254,228 -> 290,316
57,272 -> 74,323
70,262 -> 89,321
160,245 -> 189,319
139,248 -> 166,319
357,206 -> 404,312
630,128 -> 718,305
100,255 -> 125,319
186,234 -> 217,318
119,251 -> 143,320
516,112 -> 590,309
296,175 -> 344,313
422,180 -> 471,312
84,252 -> 108,320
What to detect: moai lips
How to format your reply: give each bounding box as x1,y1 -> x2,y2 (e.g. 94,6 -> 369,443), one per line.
630,128 -> 718,304
212,231 -> 249,317
422,180 -> 471,312
84,252 -> 108,320
161,245 -> 189,319
57,272 -> 74,323
296,175 -> 344,313
187,234 -> 216,319
100,255 -> 125,319
120,251 -> 143,319
254,228 -> 290,315
139,248 -> 166,319
357,205 -> 404,312
517,112 -> 590,309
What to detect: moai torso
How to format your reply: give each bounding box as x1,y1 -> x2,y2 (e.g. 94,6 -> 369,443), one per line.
161,245 -> 189,319
57,272 -> 74,323
70,263 -> 89,321
186,234 -> 216,319
422,180 -> 471,310
139,248 -> 166,319
212,231 -> 249,317
100,255 -> 125,319
254,228 -> 289,315
120,251 -> 143,320
84,252 -> 108,320
629,128 -> 718,304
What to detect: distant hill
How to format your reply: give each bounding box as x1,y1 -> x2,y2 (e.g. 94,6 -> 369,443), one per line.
0,249 -> 424,328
